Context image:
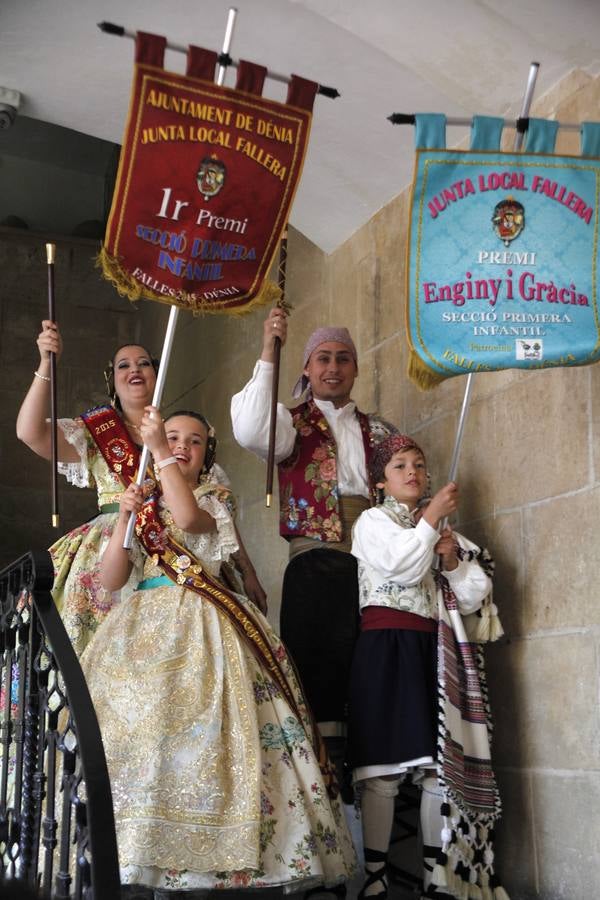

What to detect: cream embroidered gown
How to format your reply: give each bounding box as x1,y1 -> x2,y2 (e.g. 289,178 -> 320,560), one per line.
78,484 -> 356,892
50,416 -> 132,655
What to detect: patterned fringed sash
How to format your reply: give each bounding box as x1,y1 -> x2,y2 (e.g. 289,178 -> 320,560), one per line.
433,546 -> 509,900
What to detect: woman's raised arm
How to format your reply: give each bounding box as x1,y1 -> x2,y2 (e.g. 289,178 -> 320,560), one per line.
16,321 -> 79,462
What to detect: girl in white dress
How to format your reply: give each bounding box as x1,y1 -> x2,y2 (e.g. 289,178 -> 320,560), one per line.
82,408 -> 357,894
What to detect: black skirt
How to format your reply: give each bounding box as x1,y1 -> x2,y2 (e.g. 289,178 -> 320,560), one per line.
347,626 -> 438,770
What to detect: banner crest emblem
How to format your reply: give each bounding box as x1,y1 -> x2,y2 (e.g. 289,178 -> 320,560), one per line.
197,155 -> 226,200
492,196 -> 525,245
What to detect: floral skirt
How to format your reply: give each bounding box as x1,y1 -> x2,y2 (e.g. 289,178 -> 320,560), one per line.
79,583 -> 357,892
50,511 -> 120,656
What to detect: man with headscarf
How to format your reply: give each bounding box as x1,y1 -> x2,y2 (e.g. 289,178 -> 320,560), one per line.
231,308 -> 398,800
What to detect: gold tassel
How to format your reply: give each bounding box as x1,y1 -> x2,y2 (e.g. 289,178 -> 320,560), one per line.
97,247 -> 280,316
407,350 -> 445,390
469,885 -> 482,899
481,889 -> 493,900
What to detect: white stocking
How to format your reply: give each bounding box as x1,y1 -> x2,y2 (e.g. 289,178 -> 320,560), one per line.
420,775 -> 444,892
360,777 -> 400,897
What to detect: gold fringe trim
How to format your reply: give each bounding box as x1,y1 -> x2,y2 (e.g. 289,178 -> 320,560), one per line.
407,348 -> 446,390
97,247 -> 280,317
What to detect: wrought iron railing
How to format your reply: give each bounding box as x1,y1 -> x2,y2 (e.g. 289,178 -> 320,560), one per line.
0,551 -> 120,898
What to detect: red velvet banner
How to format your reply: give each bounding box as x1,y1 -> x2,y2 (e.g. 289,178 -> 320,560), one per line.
101,34 -> 318,314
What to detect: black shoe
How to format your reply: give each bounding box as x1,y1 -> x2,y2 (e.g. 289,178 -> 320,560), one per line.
358,868 -> 387,899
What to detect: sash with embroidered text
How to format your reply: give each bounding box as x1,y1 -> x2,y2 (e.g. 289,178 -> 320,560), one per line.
101,32 -> 318,314
406,115 -> 600,387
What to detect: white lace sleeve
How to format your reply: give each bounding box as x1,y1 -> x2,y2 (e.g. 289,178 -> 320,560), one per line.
183,490 -> 239,567
212,462 -> 231,487
56,418 -> 94,488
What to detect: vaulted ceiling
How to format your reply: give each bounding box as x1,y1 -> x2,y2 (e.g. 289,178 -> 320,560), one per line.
2,0 -> 600,251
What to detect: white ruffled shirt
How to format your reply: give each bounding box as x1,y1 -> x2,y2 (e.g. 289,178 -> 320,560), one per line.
351,500 -> 490,618
230,359 -> 370,498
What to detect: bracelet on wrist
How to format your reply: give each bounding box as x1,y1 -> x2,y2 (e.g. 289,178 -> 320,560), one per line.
34,370 -> 51,383
156,455 -> 178,471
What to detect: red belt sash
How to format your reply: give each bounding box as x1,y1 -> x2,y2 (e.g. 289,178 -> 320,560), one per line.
361,606 -> 438,633
80,406 -> 337,795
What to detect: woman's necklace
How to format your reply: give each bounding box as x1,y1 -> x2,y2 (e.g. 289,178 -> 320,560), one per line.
124,419 -> 142,434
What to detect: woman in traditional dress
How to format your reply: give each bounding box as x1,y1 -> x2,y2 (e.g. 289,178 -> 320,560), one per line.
80,408 -> 356,894
15,321 -> 266,655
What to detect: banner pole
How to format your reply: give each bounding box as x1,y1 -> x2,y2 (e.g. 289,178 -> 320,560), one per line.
97,21 -> 339,98
445,62 -> 539,489
123,6 -> 239,549
266,228 -> 289,507
46,243 -> 60,528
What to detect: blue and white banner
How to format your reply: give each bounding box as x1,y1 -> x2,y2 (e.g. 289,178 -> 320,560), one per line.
407,149 -> 600,386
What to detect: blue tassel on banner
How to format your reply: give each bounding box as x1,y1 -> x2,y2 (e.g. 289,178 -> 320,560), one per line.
415,114 -> 446,150
581,122 -> 600,158
470,115 -> 504,151
525,118 -> 559,153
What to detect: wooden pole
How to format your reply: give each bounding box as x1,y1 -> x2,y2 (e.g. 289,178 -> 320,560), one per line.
265,229 -> 289,507
46,242 -> 60,528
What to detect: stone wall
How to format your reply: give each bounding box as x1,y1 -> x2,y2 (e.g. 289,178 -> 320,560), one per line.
1,67 -> 599,899
0,230 -> 166,567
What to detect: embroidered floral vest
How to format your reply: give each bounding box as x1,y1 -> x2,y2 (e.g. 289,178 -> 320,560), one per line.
278,399 -> 393,542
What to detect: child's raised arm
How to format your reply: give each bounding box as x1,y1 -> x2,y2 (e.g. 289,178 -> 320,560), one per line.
16,321 -> 80,463
100,483 -> 143,591
434,526 -> 459,571
141,407 -> 216,534
422,482 -> 459,531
